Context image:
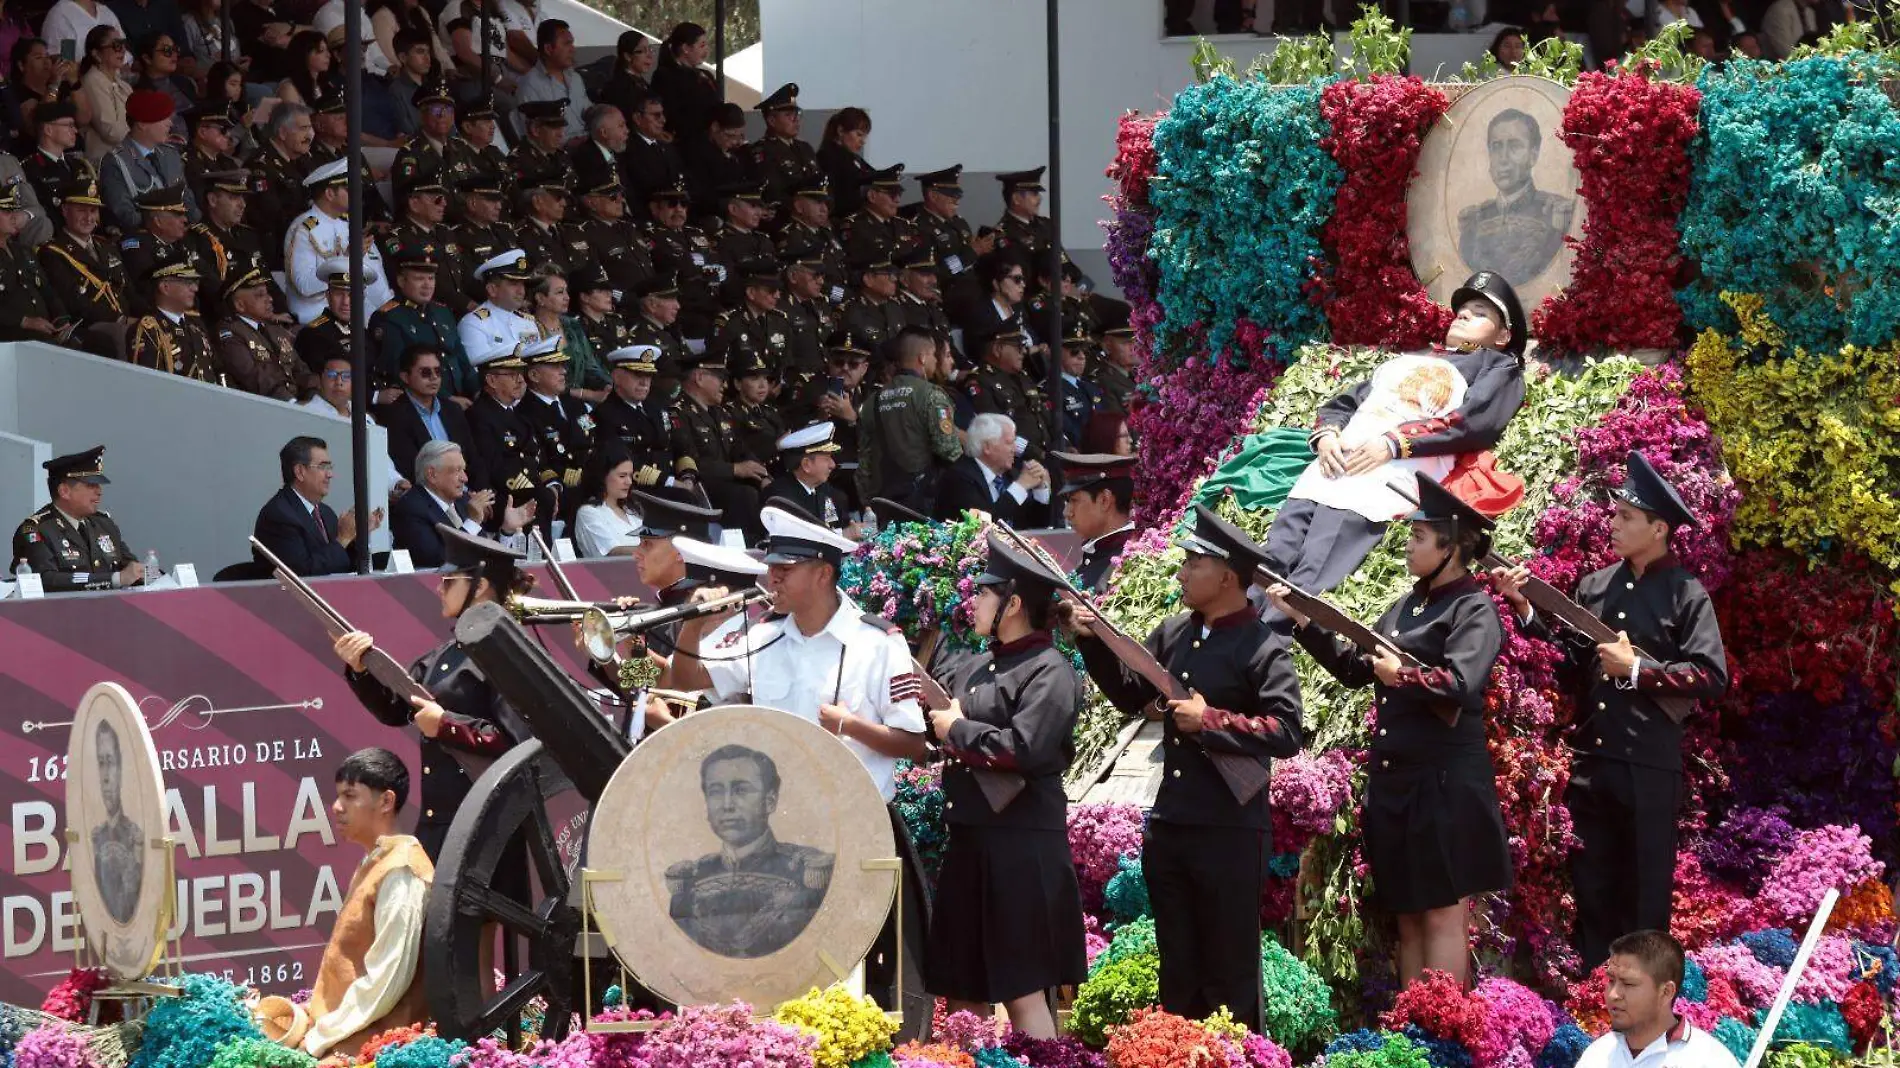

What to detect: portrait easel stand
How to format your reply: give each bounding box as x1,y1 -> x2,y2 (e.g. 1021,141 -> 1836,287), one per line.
66,830 -> 183,1024
579,857 -> 907,1033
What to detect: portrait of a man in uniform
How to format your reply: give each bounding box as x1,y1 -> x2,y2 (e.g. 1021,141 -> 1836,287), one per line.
1457,108 -> 1576,285
90,719 -> 144,925
665,744 -> 834,959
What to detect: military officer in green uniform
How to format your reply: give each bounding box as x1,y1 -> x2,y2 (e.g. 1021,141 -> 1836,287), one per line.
858,325 -> 960,513
572,265 -> 637,362
450,176 -> 516,308
779,250 -> 834,391
182,108 -> 242,209
214,266 -> 306,399
370,243 -> 474,397
671,349 -> 768,542
840,258 -> 906,360
119,184 -> 207,317
0,184 -> 67,340
246,107 -> 316,270
187,169 -> 283,320
1457,109 -> 1576,286
712,182 -> 777,284
390,77 -> 456,206
785,328 -> 875,515
725,345 -> 786,470
40,177 -> 129,331
748,83 -> 818,215
774,174 -> 846,300
576,178 -> 654,297
11,447 -> 143,592
644,180 -> 723,339
895,247 -> 952,336
628,273 -> 691,393
294,259 -> 363,379
907,165 -> 988,308
711,259 -> 795,381
993,168 -> 1055,287
384,171 -> 477,318
445,93 -> 509,220
1090,316 -> 1139,413
508,100 -> 576,198
964,319 -> 1049,461
840,164 -> 911,271
129,245 -> 219,383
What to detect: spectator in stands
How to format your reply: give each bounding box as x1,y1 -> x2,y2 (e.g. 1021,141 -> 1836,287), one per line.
372,243 -> 473,395
497,0 -> 539,79
527,267 -> 607,402
1489,27 -> 1527,69
627,271 -> 688,380
214,265 -> 304,398
11,446 -> 143,591
652,22 -> 716,142
380,343 -> 483,484
817,106 -> 873,218
840,165 -> 907,272
515,19 -> 589,143
569,264 -> 632,358
253,435 -> 381,577
288,162 -> 392,324
1761,0 -> 1815,57
933,411 -> 1047,524
8,37 -> 89,151
575,180 -> 654,300
393,439 -> 529,566
592,343 -> 673,491
40,176 -> 128,345
1731,30 -> 1762,57
295,256 -> 365,379
246,101 -> 311,269
385,29 -> 434,140
309,0 -> 381,77
275,30 -> 336,109
507,100 -> 575,196
130,33 -> 191,140
186,168 -> 276,318
1628,0 -> 1743,33
78,25 -> 132,165
0,182 -> 65,338
302,351 -> 355,417
684,103 -> 747,224
200,61 -> 253,155
958,251 -> 1025,344
459,249 -> 540,366
113,0 -> 188,64
571,441 -> 640,558
21,97 -> 87,219
118,183 -> 192,314
1081,410 -> 1134,458
177,0 -> 234,75
43,0 -> 125,76
180,108 -> 236,207
570,101 -> 627,199
596,31 -> 654,123
99,87 -> 192,229
0,8 -> 40,99
621,92 -> 682,216
370,0 -> 446,78
228,0 -> 290,83
442,1 -> 512,95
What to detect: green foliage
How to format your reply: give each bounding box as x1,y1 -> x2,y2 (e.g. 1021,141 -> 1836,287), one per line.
1255,34 -> 1339,84
1516,35 -> 1584,84
1622,21 -> 1705,83
1786,19 -> 1891,62
1193,39 -> 1239,83
1088,916 -> 1159,977
591,0 -> 760,52
1763,1042 -> 1842,1068
1261,932 -> 1340,1056
1458,50 -> 1503,82
1346,4 -> 1410,76
1068,952 -> 1161,1046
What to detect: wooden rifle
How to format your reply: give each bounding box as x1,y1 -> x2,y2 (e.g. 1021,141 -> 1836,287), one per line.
909,635 -> 1027,814
991,522 -> 1271,805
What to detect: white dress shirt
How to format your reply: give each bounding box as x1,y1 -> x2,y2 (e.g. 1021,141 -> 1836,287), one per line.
1573,1019 -> 1740,1068
973,456 -> 1049,507
573,502 -> 641,557
299,838 -> 427,1057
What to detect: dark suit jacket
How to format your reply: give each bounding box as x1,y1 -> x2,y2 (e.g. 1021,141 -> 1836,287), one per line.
390,485 -> 470,569
252,486 -> 351,576
933,455 -> 1030,525
378,393 -> 485,487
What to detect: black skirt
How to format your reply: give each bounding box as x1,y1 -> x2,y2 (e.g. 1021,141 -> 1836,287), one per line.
1363,749 -> 1514,914
923,824 -> 1089,1003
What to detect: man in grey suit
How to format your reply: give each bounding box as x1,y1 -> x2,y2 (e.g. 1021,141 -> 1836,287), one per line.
101,89 -> 199,233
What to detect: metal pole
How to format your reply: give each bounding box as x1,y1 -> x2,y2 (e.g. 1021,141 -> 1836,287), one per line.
481,1 -> 493,93
220,1 -> 232,62
714,0 -> 727,102
346,0 -> 370,573
1044,0 -> 1065,524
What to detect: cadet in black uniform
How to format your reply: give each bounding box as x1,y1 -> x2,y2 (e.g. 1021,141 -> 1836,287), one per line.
762,422 -> 850,531
594,344 -> 678,487
749,83 -> 818,213
1074,505 -> 1305,1032
333,526 -> 536,863
1268,474 -> 1511,990
925,530 -> 1088,1039
1053,451 -> 1136,594
11,447 -> 143,592
1492,453 -> 1728,972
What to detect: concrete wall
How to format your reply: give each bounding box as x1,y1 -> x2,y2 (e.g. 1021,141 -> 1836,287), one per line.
0,344 -> 389,576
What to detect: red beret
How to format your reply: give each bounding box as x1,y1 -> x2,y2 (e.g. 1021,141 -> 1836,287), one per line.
126,89 -> 175,126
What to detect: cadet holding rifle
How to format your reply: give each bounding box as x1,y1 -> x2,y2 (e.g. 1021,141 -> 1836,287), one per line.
1490,453 -> 1728,972
1069,504 -> 1305,1033
1265,473 -> 1510,990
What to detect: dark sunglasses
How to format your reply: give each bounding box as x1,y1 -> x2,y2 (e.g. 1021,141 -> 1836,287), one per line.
413,366 -> 443,378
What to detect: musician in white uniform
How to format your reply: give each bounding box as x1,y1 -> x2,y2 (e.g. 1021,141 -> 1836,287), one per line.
285,158 -> 392,324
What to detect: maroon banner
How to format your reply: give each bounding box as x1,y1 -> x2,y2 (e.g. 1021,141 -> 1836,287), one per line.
0,560 -> 645,1005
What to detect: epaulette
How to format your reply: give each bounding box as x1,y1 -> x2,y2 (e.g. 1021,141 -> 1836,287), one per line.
301,215 -> 320,230
190,222 -> 209,234
378,299 -> 399,313
473,307 -> 491,319
859,612 -> 901,635
138,316 -> 158,330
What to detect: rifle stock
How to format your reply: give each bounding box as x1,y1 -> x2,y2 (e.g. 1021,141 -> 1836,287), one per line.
250,536 -> 432,707
910,647 -> 1026,814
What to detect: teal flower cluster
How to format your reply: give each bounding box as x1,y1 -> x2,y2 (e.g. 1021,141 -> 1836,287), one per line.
1679,56 -> 1900,351
1149,76 -> 1340,362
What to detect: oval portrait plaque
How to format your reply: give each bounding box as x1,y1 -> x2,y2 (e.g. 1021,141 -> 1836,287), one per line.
1407,75 -> 1585,317
66,682 -> 171,980
588,706 -> 896,1009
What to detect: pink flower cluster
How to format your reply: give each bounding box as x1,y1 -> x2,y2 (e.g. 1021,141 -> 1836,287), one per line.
14,1027 -> 94,1068
1755,824 -> 1885,928
631,1002 -> 815,1068
1128,347 -> 1282,528
1691,943 -> 1786,1005
1067,803 -> 1145,911
1471,977 -> 1557,1068
1109,111 -> 1162,209
1270,749 -> 1356,834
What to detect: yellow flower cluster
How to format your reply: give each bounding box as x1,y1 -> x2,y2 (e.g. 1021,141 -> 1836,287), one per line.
771,984 -> 897,1068
1684,293 -> 1900,587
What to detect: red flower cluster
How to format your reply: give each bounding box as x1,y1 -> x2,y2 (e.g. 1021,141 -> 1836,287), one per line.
39,967 -> 107,1022
1565,965 -> 1611,1034
1103,1009 -> 1240,1068
1842,980 -> 1886,1050
1533,66 -> 1701,353
1316,76 -> 1453,349
1109,111 -> 1162,209
1713,550 -> 1898,709
1381,969 -> 1482,1044
355,1023 -> 436,1062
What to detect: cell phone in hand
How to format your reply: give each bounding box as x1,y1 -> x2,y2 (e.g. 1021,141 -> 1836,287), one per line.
826,376 -> 846,396
59,39 -> 75,62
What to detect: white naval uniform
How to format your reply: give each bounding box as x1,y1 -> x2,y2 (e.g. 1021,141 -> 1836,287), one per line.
458,301 -> 541,365
701,597 -> 927,799
285,207 -> 392,324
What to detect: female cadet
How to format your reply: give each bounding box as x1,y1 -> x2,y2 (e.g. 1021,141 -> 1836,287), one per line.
924,531 -> 1089,1039
1266,473 -> 1511,989
331,524 -> 537,863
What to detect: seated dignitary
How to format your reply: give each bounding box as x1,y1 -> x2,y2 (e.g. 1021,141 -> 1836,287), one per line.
592,344 -> 679,488
255,748 -> 432,1060
392,440 -> 534,568
1263,270 -> 1527,599
378,344 -> 485,488
666,499 -> 929,799
763,422 -> 857,535
457,249 -> 541,368
571,442 -> 643,558
11,447 -> 144,591
253,435 -> 384,577
933,412 -> 1049,524
287,159 -> 392,325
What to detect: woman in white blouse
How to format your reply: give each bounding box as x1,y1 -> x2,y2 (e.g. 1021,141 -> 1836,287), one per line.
572,445 -> 643,558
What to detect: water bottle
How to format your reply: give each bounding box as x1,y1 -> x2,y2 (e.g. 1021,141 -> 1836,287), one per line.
859,510 -> 878,538
13,559 -> 29,584
526,534 -> 544,564
143,549 -> 160,579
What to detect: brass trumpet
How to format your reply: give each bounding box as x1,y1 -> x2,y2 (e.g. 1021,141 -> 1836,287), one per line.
578,587 -> 770,664
505,593 -> 646,625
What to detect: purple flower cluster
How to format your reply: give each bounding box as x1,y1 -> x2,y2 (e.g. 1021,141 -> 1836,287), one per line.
1270,749 -> 1356,834
1696,806 -> 1797,891
1756,825 -> 1885,928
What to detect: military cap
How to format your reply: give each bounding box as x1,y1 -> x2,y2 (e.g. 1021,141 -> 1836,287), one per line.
757,82 -> 800,112
1449,270 -> 1526,357
521,333 -> 565,365
458,173 -> 504,199
676,347 -> 729,374
792,172 -> 831,200
777,422 -> 840,459
869,497 -> 930,527
646,178 -> 690,202
146,242 -> 201,283
1614,451 -> 1696,529
186,105 -> 233,132
457,92 -> 498,123
719,181 -> 765,204
852,257 -> 897,276
45,446 -> 110,486
974,529 -> 1064,591
0,185 -> 24,212
630,486 -> 722,540
738,258 -> 782,288
825,328 -> 875,361
674,535 -> 767,587
1405,472 -> 1497,558
404,167 -> 449,196
1060,320 -> 1097,348
518,99 -> 566,126
203,168 -> 250,195
223,264 -> 269,299
1176,503 -> 1270,576
895,247 -> 937,273
1101,304 -> 1135,340
779,239 -> 826,271
476,249 -> 533,282
760,499 -> 855,567
60,176 -> 103,207
1052,451 -> 1137,499
865,163 -> 905,191
313,92 -> 346,116
36,99 -> 77,125
388,241 -> 438,272
727,345 -> 772,380
134,183 -> 188,215
998,166 -> 1046,195
304,158 -> 350,189
633,273 -> 680,300
436,522 -> 525,579
965,317 -> 1025,353
914,164 -> 964,196
472,345 -> 529,372
606,343 -> 661,373
413,77 -> 455,108
711,101 -> 746,129
568,264 -> 612,293
580,176 -> 624,199
319,255 -> 378,289
126,88 -> 175,125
